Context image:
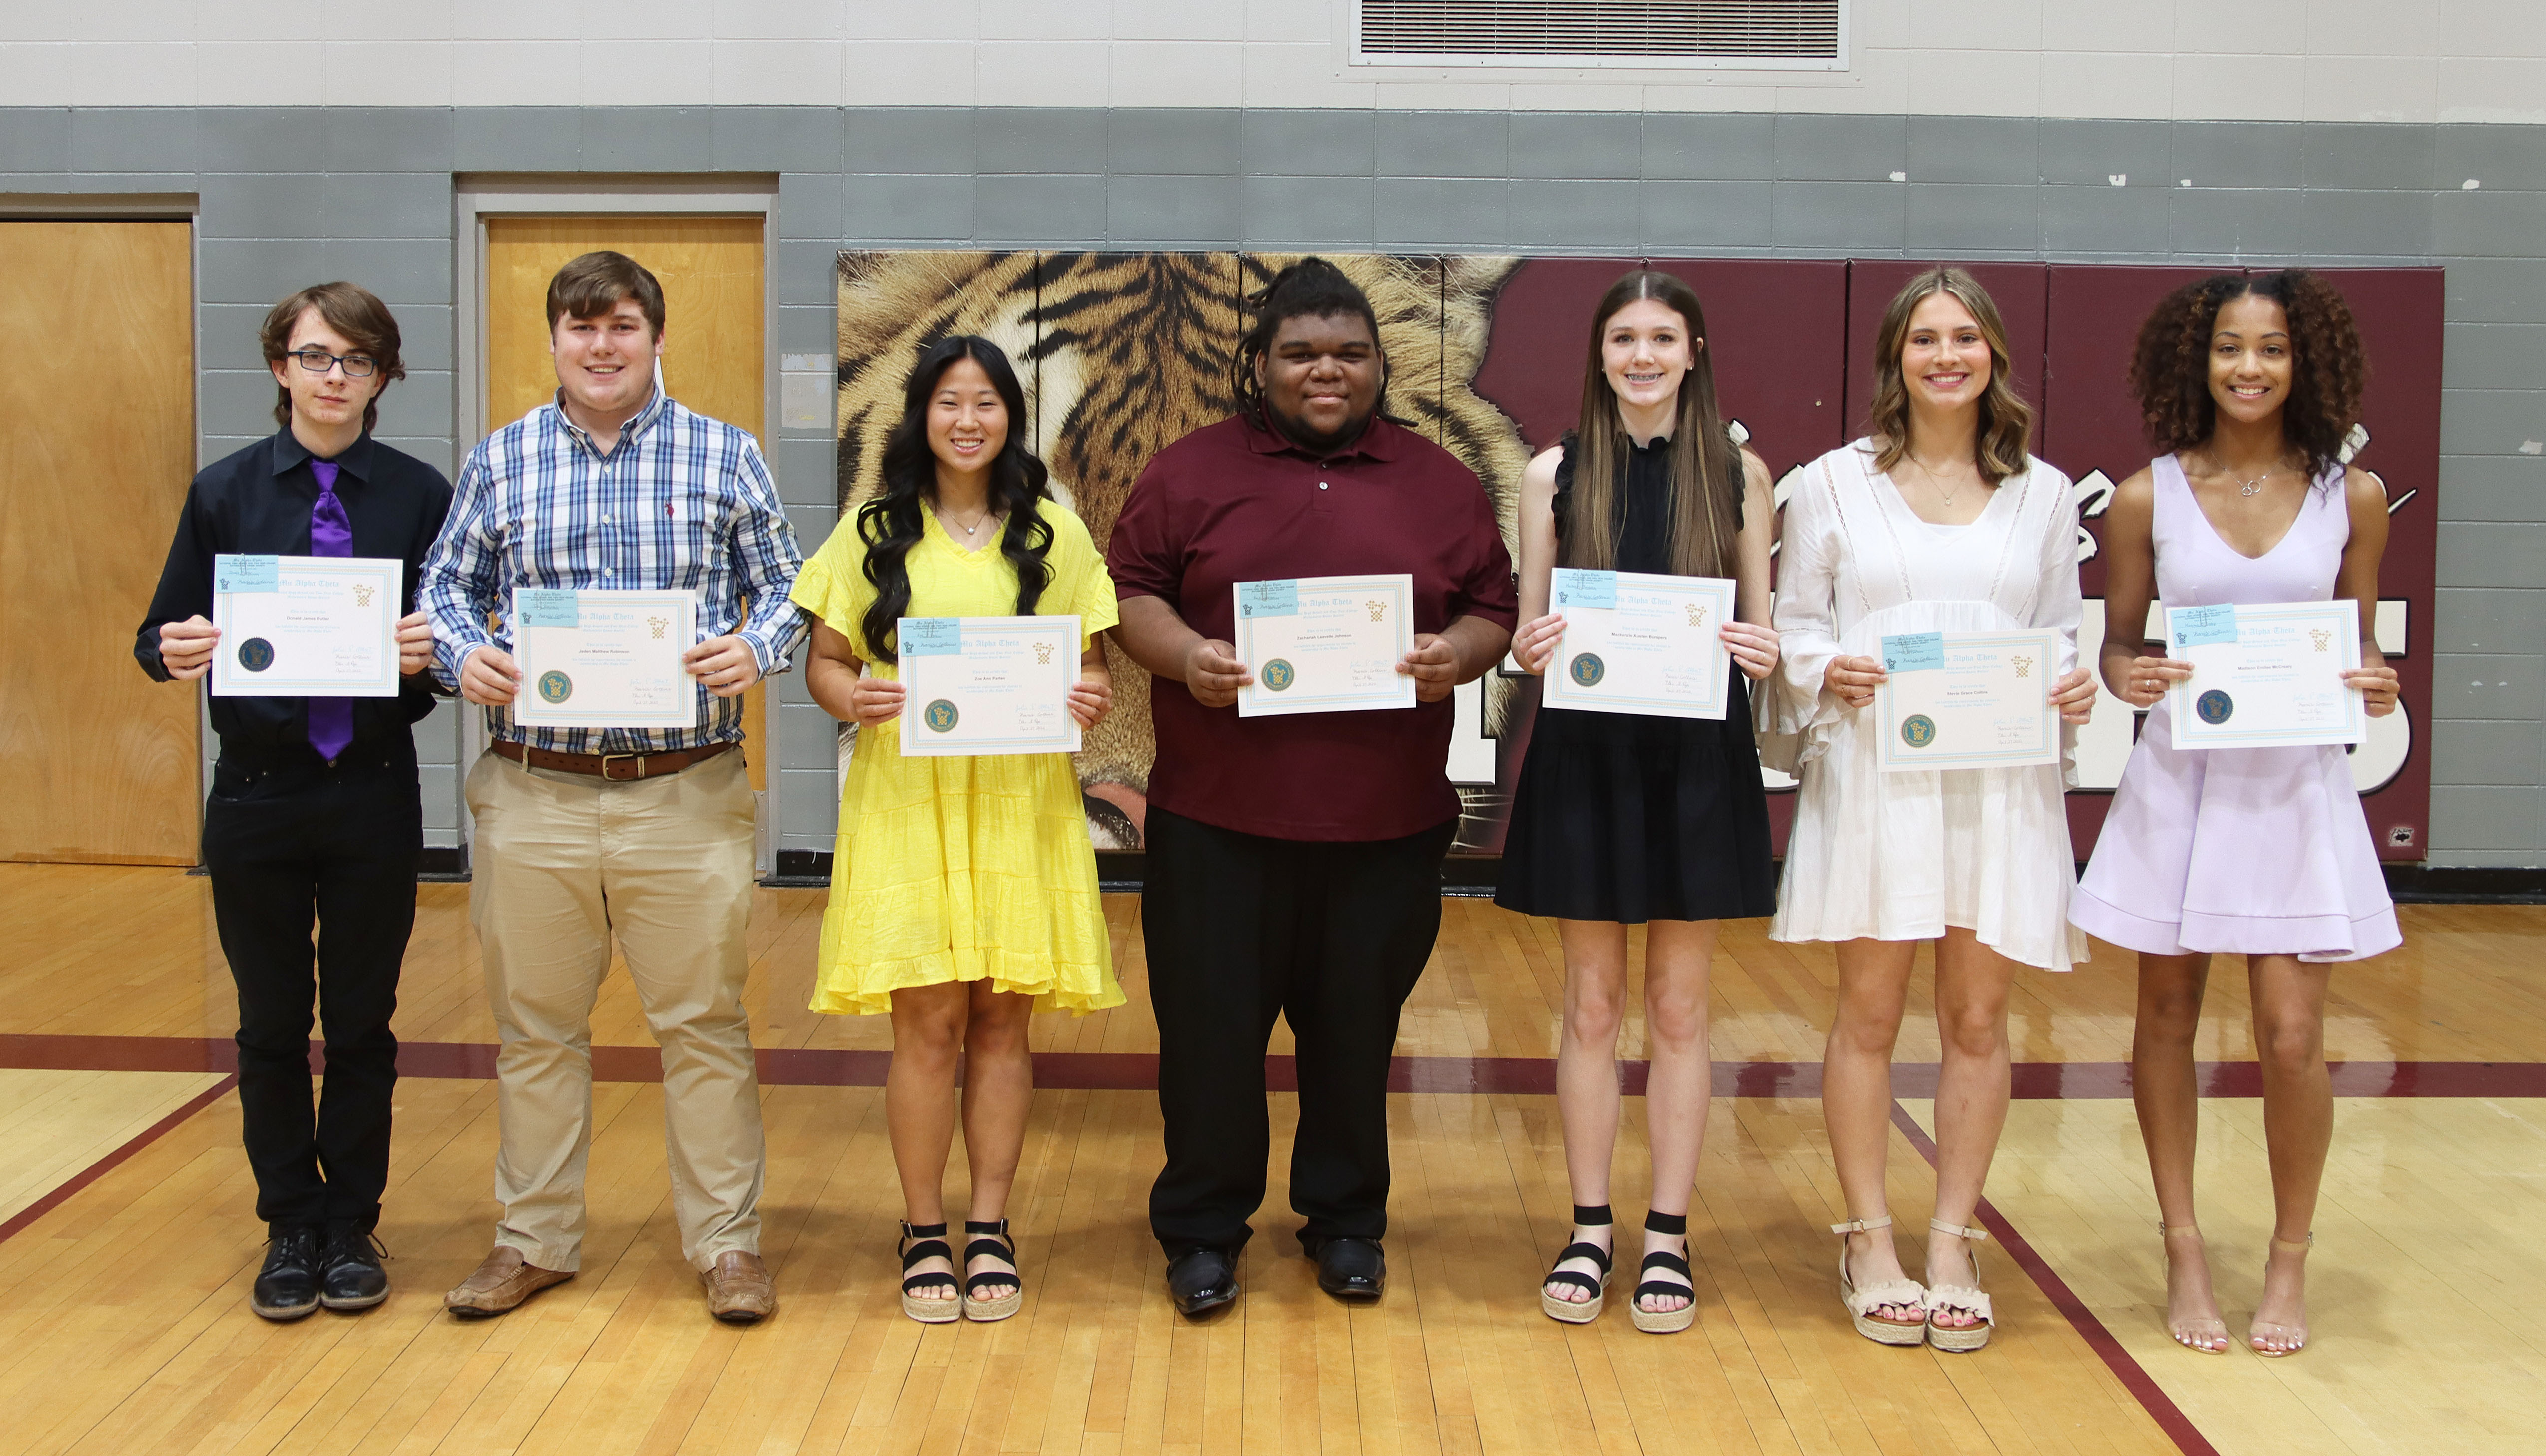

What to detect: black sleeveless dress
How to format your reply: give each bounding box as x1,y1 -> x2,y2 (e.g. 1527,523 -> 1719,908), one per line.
1493,436 -> 1778,923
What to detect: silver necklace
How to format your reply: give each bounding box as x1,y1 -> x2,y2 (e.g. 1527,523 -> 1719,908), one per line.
936,502 -> 999,539
2210,455 -> 2277,497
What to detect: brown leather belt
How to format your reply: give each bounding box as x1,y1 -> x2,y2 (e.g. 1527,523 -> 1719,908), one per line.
492,739 -> 734,782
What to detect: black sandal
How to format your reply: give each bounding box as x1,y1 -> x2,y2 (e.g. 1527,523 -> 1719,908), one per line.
897,1221 -> 959,1323
1632,1210 -> 1697,1334
961,1218 -> 1022,1323
1540,1204 -> 1614,1324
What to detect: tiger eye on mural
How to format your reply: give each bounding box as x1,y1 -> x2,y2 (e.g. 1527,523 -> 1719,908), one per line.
833,253 -> 2440,863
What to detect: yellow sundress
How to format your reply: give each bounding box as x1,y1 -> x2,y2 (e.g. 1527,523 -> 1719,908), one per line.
789,503 -> 1124,1015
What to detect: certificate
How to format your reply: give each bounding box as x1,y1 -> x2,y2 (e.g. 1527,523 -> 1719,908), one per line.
1876,628 -> 2061,773
896,614 -> 1083,757
511,588 -> 698,729
1232,573 -> 1416,718
210,554 -> 401,697
1541,569 -> 1736,720
2164,601 -> 2365,749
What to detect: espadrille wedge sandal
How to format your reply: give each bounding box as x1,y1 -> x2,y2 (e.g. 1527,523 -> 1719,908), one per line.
897,1221 -> 960,1323
1832,1214 -> 1927,1346
1629,1210 -> 1697,1335
1540,1204 -> 1613,1324
1923,1218 -> 1995,1352
961,1218 -> 1023,1323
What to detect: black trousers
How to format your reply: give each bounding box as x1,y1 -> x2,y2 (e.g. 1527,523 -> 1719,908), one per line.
1144,805 -> 1457,1259
201,737 -> 421,1233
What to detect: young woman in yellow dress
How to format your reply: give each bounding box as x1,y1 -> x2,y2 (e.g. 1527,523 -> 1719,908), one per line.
793,335 -> 1122,1324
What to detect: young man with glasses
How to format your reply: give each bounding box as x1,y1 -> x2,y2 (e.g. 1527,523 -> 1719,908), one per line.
420,251 -> 807,1325
136,282 -> 451,1320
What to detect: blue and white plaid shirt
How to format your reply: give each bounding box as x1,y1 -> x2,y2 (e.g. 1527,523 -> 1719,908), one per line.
421,390 -> 809,755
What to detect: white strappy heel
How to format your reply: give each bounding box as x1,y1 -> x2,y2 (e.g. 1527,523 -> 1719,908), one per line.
1832,1215 -> 1927,1346
1924,1218 -> 1995,1352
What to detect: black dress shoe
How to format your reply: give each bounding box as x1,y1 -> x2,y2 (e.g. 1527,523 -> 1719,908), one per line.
252,1225 -> 324,1321
1308,1237 -> 1386,1300
1166,1247 -> 1239,1317
319,1224 -> 390,1311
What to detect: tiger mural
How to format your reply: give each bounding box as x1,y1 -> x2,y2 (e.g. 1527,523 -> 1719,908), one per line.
834,251 -> 1532,849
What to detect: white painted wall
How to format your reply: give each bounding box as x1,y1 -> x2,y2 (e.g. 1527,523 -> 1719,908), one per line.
2,0 -> 2542,121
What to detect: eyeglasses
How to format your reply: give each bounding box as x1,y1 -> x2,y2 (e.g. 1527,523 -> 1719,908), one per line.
289,348 -> 380,378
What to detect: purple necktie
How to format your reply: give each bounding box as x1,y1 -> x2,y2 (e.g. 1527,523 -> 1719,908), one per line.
307,459 -> 355,762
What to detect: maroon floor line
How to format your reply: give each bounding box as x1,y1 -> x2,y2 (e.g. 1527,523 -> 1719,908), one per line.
0,1074 -> 240,1246
3,1035 -> 2542,1098
1887,1103 -> 2220,1456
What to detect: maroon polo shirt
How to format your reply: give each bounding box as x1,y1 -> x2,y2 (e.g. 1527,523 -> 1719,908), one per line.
1107,412 -> 1518,842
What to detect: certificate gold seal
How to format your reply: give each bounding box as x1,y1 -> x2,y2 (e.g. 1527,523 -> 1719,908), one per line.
236,638 -> 275,672
1261,659 -> 1296,691
536,670 -> 573,704
1568,652 -> 1605,688
2196,689 -> 2233,725
924,699 -> 959,732
1900,714 -> 1937,748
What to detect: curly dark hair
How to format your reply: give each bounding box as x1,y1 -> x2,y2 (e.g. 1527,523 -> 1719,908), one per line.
2127,269 -> 2368,477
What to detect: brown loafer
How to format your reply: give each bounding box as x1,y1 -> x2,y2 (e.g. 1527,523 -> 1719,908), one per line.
444,1246 -> 573,1318
701,1250 -> 775,1324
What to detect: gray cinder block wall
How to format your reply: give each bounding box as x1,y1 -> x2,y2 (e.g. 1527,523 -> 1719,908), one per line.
3,105 -> 2537,869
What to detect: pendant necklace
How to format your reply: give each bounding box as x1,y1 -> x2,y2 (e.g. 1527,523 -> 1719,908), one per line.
937,502 -> 999,540
1906,451 -> 1962,509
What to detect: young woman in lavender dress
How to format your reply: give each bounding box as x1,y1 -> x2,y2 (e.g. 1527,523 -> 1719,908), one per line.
2073,270 -> 2401,1358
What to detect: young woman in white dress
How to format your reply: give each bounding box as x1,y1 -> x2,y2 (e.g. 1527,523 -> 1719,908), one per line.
1763,268 -> 2097,1351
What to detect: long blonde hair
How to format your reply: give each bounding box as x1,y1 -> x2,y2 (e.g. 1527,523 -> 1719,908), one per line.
1866,267 -> 2033,485
1563,270 -> 1740,578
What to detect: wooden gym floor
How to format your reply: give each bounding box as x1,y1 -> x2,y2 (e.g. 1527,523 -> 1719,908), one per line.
0,864 -> 2539,1456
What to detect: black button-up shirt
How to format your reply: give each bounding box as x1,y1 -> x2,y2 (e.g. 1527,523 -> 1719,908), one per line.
135,429 -> 454,761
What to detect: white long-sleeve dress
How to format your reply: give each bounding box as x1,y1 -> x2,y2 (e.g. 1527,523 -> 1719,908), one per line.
1761,439 -> 2088,973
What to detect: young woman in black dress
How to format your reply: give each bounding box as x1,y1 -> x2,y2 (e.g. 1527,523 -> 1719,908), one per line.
1498,270 -> 1781,1332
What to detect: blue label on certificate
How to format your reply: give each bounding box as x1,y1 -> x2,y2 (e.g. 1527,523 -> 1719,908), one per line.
214,554 -> 279,593
1881,632 -> 1945,672
2173,604 -> 2239,648
1237,580 -> 1299,618
518,589 -> 580,628
899,617 -> 961,655
1550,568 -> 1618,610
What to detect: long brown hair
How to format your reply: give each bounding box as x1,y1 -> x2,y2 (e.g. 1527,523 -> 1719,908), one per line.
1563,270 -> 1740,579
1866,267 -> 2033,485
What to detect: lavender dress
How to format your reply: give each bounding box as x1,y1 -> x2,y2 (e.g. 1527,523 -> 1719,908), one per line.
2071,455 -> 2400,962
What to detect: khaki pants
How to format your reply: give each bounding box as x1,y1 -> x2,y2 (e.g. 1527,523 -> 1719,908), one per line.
465,748 -> 764,1272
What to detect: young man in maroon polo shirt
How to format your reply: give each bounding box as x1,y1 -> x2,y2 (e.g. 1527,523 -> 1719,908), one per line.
1106,259 -> 1517,1315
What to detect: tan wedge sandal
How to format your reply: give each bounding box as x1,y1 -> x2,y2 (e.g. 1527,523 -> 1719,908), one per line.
1923,1218 -> 1995,1353
2248,1232 -> 2312,1357
1833,1215 -> 1927,1347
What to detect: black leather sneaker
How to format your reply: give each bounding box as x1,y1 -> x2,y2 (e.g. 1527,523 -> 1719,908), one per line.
252,1225 -> 324,1321
319,1225 -> 390,1312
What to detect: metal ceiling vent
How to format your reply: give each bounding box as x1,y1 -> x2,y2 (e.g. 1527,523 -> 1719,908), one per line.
1356,1 -> 1847,70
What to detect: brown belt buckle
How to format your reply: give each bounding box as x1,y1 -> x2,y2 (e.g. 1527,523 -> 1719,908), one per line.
598,751 -> 648,781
